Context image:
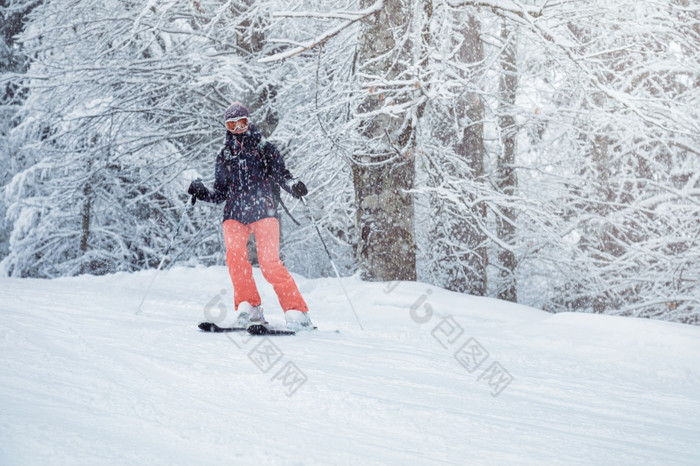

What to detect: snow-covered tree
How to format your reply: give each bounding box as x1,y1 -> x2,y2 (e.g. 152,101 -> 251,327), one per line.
2,0 -> 254,276
350,0 -> 419,281
419,4 -> 489,295
0,0 -> 40,260
510,0 -> 700,322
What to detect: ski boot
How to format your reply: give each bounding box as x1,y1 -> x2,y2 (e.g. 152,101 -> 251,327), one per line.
285,310 -> 314,331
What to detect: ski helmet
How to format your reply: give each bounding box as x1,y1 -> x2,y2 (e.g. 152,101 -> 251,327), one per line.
224,102 -> 250,123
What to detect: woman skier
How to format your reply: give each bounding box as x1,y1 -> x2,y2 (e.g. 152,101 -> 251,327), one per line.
188,102 -> 313,331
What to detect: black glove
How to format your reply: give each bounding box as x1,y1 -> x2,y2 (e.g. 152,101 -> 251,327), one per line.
290,180 -> 308,199
188,179 -> 209,201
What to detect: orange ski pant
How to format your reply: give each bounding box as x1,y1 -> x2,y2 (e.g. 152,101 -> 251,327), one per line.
222,217 -> 308,312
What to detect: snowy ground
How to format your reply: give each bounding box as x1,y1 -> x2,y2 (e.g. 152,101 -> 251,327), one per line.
1,266 -> 699,465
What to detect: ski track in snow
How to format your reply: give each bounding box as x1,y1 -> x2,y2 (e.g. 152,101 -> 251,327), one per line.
1,266 -> 699,465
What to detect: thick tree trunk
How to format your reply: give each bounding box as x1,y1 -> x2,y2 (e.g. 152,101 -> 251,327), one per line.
353,156 -> 416,281
353,0 -> 416,281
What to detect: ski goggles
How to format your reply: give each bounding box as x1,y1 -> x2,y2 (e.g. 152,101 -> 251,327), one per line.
225,117 -> 249,132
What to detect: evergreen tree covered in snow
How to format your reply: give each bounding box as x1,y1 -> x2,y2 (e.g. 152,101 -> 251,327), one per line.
0,0 -> 40,260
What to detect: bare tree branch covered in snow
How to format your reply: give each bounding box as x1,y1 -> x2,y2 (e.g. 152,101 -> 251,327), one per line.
259,0 -> 384,63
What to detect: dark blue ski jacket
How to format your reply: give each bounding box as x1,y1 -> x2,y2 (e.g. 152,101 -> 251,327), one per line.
203,124 -> 297,225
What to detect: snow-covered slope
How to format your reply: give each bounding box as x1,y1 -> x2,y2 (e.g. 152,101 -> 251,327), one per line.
1,266 -> 699,465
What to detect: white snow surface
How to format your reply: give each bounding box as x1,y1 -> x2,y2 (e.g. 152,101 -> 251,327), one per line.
1,266 -> 699,465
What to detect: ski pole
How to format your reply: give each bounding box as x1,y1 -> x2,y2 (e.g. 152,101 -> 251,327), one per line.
137,195 -> 196,314
301,197 -> 364,330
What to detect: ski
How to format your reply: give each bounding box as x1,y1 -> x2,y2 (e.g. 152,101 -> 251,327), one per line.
246,323 -> 297,336
199,321 -> 325,335
198,322 -> 246,333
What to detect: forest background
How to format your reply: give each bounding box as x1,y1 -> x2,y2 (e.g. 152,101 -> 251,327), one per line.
1,0 -> 698,324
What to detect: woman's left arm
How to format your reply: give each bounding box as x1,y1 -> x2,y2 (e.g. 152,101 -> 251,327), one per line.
262,142 -> 294,192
